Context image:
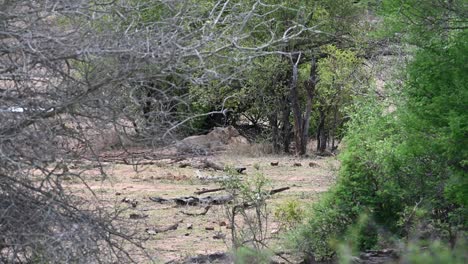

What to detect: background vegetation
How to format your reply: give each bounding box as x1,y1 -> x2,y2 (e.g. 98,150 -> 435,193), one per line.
0,0 -> 465,263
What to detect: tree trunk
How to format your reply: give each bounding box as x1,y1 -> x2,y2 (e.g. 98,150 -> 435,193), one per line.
290,54 -> 303,155
290,55 -> 317,156
268,113 -> 280,154
300,57 -> 317,155
331,105 -> 338,150
317,107 -> 327,152
281,96 -> 291,154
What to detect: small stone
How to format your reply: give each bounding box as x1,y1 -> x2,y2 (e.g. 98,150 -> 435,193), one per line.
129,213 -> 148,219
184,233 -> 190,236
115,192 -> 122,196
219,221 -> 227,227
205,226 -> 215,231
213,233 -> 226,240
145,228 -> 157,235
235,167 -> 246,174
271,229 -> 279,234
308,162 -> 319,167
293,162 -> 302,167
270,161 -> 279,166
187,223 -> 193,230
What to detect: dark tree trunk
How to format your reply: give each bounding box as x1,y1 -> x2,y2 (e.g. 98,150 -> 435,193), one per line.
281,96 -> 292,154
290,54 -> 303,155
142,85 -> 156,125
317,107 -> 327,152
290,55 -> 317,156
268,113 -> 280,154
301,57 -> 317,154
331,105 -> 338,151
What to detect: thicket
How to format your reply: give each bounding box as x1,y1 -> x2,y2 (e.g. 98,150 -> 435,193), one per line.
289,0 -> 467,261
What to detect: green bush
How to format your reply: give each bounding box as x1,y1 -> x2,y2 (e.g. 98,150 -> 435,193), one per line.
233,246 -> 272,264
274,199 -> 304,230
289,33 -> 467,259
401,239 -> 467,264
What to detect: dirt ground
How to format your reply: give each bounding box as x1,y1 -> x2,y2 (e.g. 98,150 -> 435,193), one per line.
66,150 -> 339,263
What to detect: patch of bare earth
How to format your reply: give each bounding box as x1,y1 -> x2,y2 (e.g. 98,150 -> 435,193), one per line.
65,152 -> 339,263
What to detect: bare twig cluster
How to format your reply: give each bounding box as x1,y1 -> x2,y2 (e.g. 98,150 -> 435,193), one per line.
0,0 -> 319,262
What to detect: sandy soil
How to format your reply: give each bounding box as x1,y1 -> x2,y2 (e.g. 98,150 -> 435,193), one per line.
65,151 -> 339,263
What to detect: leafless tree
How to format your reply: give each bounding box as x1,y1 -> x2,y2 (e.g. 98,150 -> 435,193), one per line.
0,0 -> 322,262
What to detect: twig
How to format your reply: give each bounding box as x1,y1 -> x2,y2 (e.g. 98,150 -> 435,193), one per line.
194,187 -> 226,195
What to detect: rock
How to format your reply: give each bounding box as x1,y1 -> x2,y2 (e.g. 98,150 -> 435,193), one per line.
178,163 -> 190,168
146,228 -> 157,235
176,126 -> 249,153
187,223 -> 193,230
219,221 -> 227,227
146,222 -> 180,234
213,233 -> 226,240
293,162 -> 302,167
308,162 -> 319,167
270,161 -> 279,166
271,229 -> 279,234
183,252 -> 231,264
235,167 -> 246,174
122,197 -> 138,208
115,192 -> 122,196
205,226 -> 215,231
184,233 -> 190,236
129,213 -> 148,219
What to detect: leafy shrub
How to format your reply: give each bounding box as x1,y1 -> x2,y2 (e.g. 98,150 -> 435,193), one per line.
401,239 -> 467,264
275,199 -> 304,230
223,172 -> 273,250
233,246 -> 272,264
289,32 -> 467,261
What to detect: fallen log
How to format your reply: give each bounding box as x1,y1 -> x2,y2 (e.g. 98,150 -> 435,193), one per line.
149,197 -> 170,203
181,252 -> 231,264
174,194 -> 234,206
194,187 -> 226,195
269,187 -> 290,195
149,195 -> 233,206
149,187 -> 290,206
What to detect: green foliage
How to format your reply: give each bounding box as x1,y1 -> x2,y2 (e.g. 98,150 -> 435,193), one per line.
274,199 -> 304,230
403,32 -> 468,207
287,191 -> 354,260
288,96 -> 401,260
401,239 -> 467,264
379,0 -> 467,47
223,171 -> 272,202
233,246 -> 272,264
289,5 -> 467,260
315,45 -> 368,132
223,172 -> 273,250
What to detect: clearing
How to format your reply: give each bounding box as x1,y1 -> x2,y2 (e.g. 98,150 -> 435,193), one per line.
66,149 -> 339,263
